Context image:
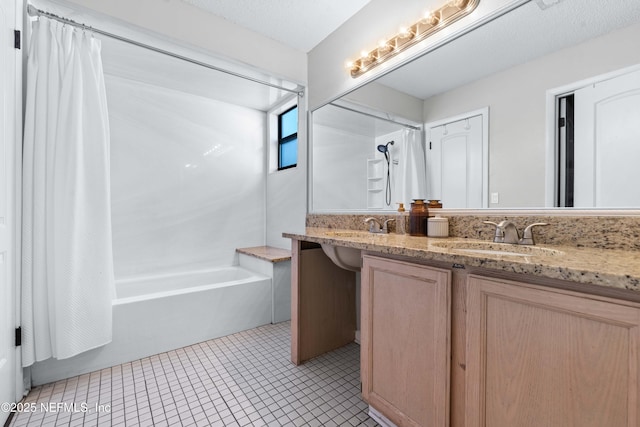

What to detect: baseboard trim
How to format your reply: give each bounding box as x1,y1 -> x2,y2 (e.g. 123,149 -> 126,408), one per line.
369,406 -> 397,427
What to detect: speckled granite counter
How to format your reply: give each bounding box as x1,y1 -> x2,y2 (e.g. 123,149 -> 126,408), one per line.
236,246 -> 292,263
306,213 -> 640,250
284,228 -> 640,292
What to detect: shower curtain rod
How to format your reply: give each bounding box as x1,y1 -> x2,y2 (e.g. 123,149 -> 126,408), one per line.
26,4 -> 305,98
328,103 -> 421,131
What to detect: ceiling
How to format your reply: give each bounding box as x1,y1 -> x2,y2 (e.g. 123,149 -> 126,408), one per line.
180,0 -> 372,53
176,0 -> 640,101
375,0 -> 640,100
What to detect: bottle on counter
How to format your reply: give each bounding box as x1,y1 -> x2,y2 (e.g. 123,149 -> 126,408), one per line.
428,215 -> 449,237
409,199 -> 428,236
396,202 -> 406,235
427,199 -> 443,208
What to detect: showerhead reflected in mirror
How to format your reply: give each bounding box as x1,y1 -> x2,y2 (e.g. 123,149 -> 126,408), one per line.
312,103 -> 426,212
376,141 -> 394,153
376,140 -> 394,161
376,141 -> 394,205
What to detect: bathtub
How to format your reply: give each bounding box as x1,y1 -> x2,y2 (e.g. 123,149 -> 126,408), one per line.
30,266 -> 272,386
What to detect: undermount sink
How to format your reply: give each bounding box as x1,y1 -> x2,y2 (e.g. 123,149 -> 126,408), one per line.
320,230 -> 395,271
320,244 -> 362,271
321,231 -> 395,271
431,241 -> 564,258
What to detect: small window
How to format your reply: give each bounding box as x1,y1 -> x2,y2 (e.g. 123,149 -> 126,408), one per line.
278,106 -> 298,170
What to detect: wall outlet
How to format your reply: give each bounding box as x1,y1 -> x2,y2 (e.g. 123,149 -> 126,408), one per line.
491,192 -> 499,204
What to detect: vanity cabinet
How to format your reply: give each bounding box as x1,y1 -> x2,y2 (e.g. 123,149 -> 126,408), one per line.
361,255 -> 451,427
465,275 -> 640,427
288,233 -> 640,427
360,256 -> 640,427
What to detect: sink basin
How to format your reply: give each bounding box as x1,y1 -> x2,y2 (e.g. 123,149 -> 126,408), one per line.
320,231 -> 392,271
320,244 -> 361,271
431,241 -> 563,258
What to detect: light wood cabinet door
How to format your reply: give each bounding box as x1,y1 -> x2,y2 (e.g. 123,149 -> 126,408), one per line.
466,275 -> 640,427
361,255 -> 451,427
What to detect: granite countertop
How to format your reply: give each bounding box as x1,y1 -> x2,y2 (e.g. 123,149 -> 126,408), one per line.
236,246 -> 292,263
284,228 -> 640,292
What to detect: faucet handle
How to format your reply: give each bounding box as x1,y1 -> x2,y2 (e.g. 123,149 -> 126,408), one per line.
483,221 -> 504,243
383,218 -> 395,233
519,223 -> 549,245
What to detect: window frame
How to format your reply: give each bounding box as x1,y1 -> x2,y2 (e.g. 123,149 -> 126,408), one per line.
277,105 -> 298,171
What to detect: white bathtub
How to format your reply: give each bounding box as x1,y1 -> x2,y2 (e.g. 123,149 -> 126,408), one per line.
31,267 -> 272,386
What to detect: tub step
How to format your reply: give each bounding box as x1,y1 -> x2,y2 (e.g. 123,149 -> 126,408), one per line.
237,246 -> 291,324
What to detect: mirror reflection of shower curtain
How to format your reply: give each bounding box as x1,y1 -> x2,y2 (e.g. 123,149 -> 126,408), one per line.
21,17 -> 115,366
397,128 -> 427,207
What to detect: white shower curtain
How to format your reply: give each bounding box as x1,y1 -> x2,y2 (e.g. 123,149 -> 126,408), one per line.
21,17 -> 115,366
399,128 -> 427,205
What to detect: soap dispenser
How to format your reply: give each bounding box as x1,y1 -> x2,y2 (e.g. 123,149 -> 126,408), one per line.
396,203 -> 406,235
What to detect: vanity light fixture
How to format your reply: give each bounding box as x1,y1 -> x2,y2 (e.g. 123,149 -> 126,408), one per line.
348,0 -> 480,78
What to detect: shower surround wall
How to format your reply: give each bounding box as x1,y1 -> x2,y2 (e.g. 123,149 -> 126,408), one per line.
107,75 -> 266,280
313,123 -> 371,211
28,33 -> 272,384
312,122 -> 408,212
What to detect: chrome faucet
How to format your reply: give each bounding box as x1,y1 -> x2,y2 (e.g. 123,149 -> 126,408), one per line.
364,217 -> 383,233
484,220 -> 519,243
483,221 -> 548,245
364,217 -> 394,234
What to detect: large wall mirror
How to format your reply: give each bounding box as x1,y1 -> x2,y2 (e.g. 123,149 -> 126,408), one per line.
310,0 -> 640,212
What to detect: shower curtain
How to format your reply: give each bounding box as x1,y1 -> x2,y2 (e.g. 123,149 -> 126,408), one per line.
399,128 -> 427,204
21,17 -> 115,366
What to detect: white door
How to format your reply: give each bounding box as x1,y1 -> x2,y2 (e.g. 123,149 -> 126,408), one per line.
427,112 -> 487,208
574,69 -> 640,207
1,0 -> 21,420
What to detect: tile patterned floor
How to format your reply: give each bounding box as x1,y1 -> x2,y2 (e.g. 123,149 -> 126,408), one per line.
8,322 -> 380,427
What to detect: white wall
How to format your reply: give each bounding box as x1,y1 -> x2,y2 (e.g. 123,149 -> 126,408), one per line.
307,0 -> 526,110
313,125 -> 372,211
265,163 -> 307,250
108,75 -> 266,278
344,82 -> 424,123
265,98 -> 307,249
423,21 -> 640,208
